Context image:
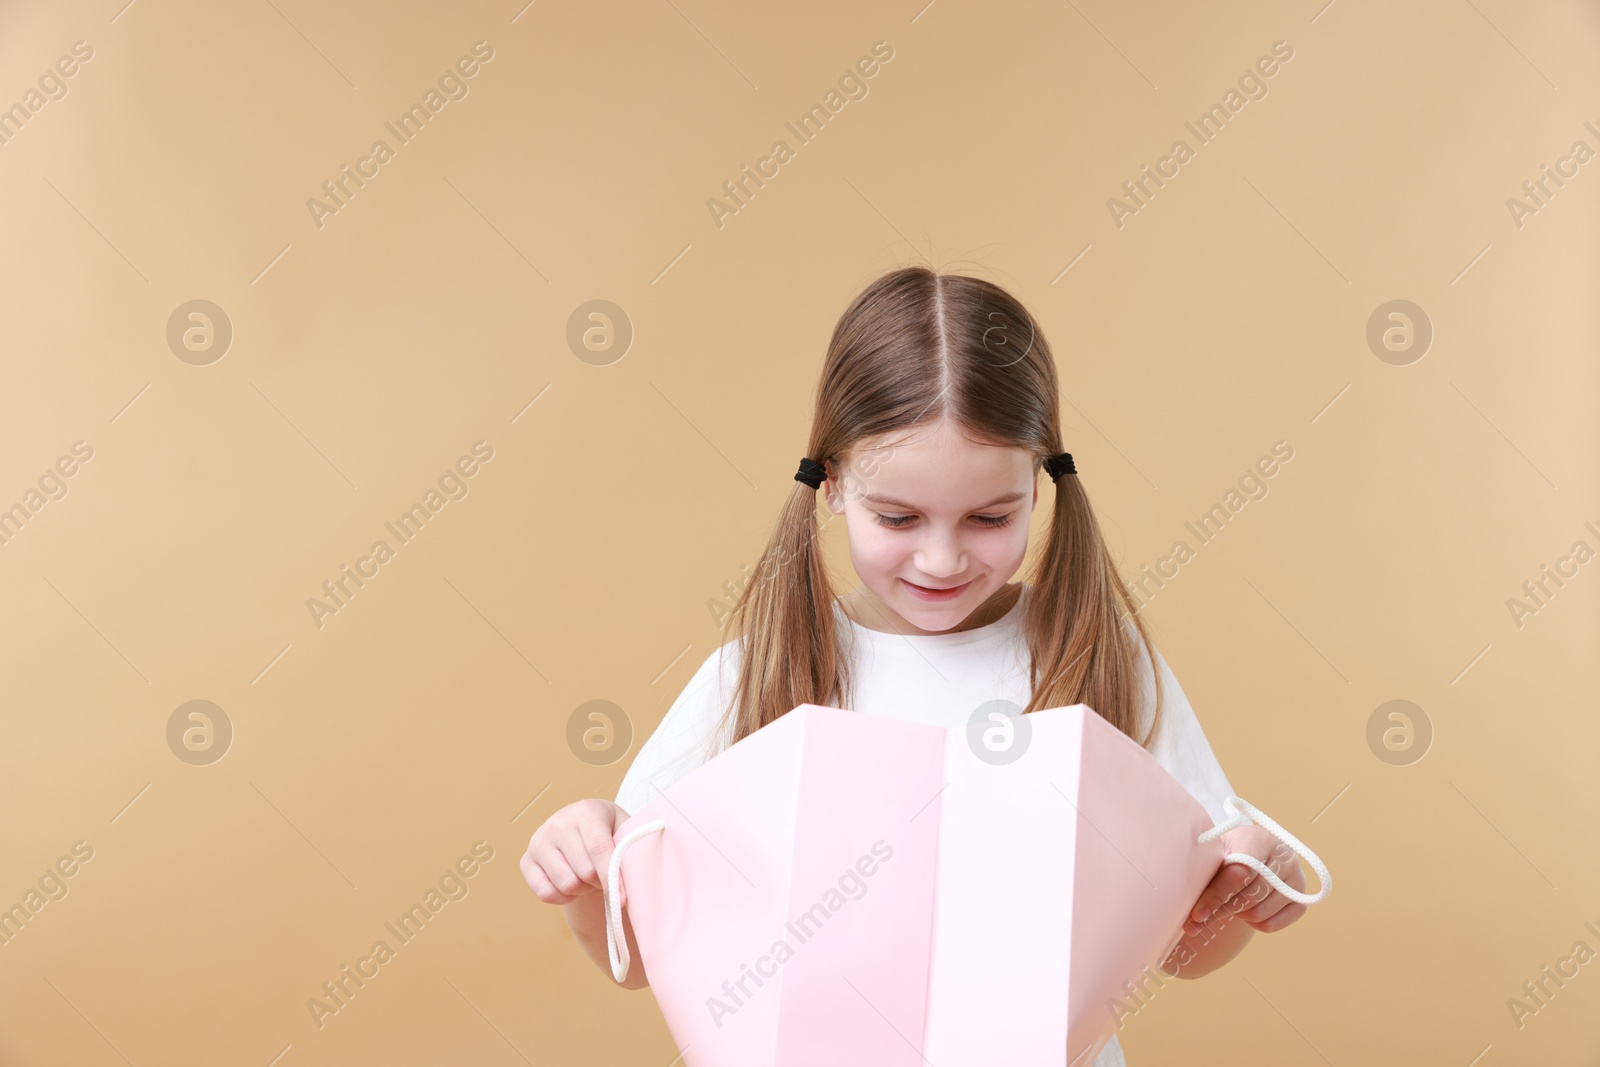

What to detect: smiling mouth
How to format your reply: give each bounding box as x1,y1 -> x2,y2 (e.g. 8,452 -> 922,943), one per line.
904,579 -> 970,592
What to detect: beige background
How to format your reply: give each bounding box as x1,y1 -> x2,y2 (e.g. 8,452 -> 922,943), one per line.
1,0 -> 1597,1063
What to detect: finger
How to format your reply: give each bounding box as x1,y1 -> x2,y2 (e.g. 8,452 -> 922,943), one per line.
1235,883 -> 1290,925
519,842 -> 558,899
1232,847 -> 1307,924
534,846 -> 589,901
576,817 -> 621,904
1262,841 -> 1307,893
1210,834 -> 1299,915
520,852 -> 576,904
1188,897 -> 1243,935
562,829 -> 600,892
1187,869 -> 1275,935
1190,862 -> 1255,923
1246,900 -> 1306,934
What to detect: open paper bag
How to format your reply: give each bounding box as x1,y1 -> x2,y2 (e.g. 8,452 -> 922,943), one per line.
605,703 -> 1331,1066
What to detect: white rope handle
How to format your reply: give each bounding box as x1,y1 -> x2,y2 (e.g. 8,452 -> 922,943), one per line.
1196,796 -> 1331,905
605,819 -> 666,983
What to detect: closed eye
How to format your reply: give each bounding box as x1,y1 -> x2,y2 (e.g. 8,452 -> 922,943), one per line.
873,513 -> 1013,529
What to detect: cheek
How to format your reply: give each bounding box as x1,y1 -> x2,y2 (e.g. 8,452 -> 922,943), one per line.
967,523 -> 1023,559
838,518 -> 902,572
845,523 -> 905,572
995,526 -> 1031,564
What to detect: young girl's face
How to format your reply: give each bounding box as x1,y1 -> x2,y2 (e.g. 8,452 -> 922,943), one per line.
823,419 -> 1039,636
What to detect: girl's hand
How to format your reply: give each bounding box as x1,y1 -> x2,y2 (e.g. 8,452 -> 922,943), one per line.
521,798 -> 632,909
1182,824 -> 1307,936
1159,824 -> 1307,976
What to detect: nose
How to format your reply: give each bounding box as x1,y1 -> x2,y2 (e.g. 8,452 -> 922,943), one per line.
913,526 -> 969,580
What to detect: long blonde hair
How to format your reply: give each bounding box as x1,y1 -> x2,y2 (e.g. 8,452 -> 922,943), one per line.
713,265 -> 1164,752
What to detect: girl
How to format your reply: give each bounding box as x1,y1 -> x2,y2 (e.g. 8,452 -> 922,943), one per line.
523,265 -> 1309,1065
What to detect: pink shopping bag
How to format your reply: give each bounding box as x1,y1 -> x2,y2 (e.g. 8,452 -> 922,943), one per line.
605,703 -> 1330,1066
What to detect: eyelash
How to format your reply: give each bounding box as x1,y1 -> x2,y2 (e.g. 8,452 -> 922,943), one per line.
873,513 -> 1014,530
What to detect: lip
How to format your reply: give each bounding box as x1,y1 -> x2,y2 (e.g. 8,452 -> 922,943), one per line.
901,577 -> 972,602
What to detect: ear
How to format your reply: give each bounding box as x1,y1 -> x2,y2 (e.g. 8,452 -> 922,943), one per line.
824,476 -> 845,515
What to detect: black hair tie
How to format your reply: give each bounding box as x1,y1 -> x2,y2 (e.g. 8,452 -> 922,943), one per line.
1044,452 -> 1077,479
794,456 -> 828,489
797,454 -> 1070,486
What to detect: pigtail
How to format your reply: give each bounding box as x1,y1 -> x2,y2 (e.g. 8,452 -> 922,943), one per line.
714,467 -> 850,748
1024,465 -> 1163,748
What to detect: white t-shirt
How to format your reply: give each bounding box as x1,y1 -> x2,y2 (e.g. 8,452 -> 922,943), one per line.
614,582 -> 1237,1067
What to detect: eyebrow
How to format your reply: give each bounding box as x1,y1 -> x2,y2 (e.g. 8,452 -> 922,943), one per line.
862,491 -> 1027,511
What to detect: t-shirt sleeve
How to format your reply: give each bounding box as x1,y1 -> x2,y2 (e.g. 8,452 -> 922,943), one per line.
1129,624 -> 1237,829
613,639 -> 741,817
